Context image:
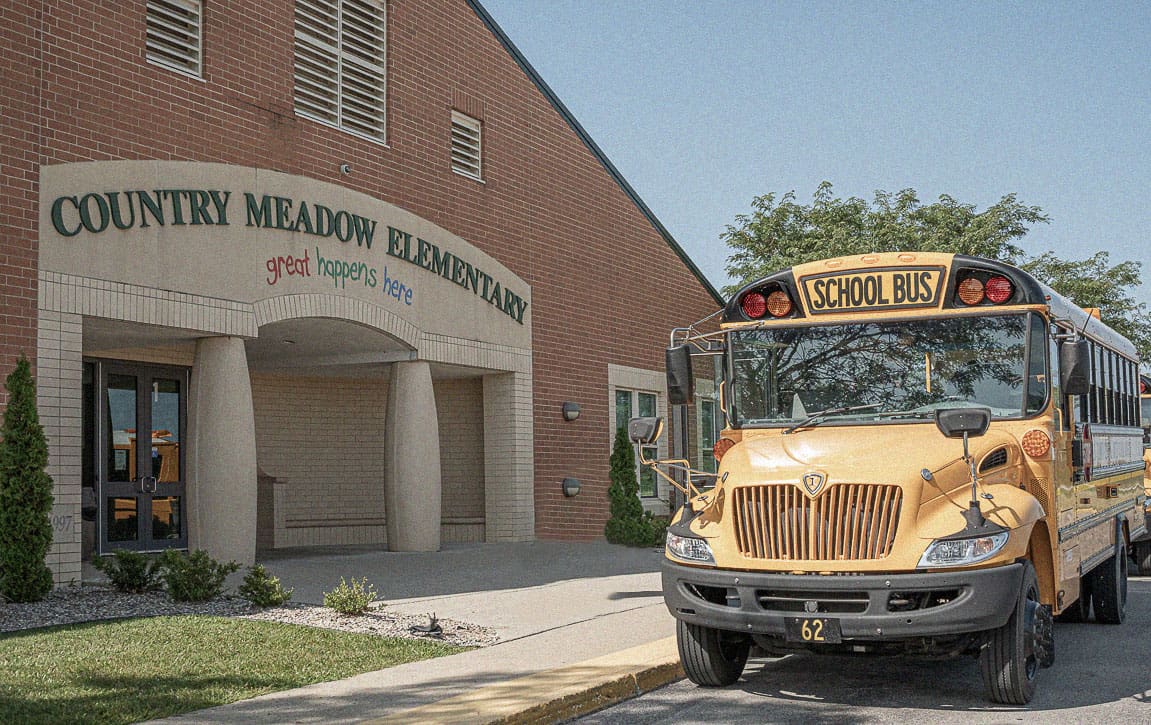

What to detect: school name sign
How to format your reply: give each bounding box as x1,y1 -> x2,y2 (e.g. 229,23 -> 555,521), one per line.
49,188 -> 528,325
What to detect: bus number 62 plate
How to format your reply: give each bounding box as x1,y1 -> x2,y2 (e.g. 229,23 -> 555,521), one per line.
785,617 -> 843,644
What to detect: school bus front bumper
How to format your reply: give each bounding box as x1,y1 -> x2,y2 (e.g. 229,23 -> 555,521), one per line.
662,559 -> 1024,640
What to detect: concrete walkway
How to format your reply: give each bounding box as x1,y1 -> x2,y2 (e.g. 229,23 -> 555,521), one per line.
154,541 -> 682,723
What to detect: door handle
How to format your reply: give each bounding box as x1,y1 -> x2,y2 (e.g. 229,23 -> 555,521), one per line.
138,475 -> 158,494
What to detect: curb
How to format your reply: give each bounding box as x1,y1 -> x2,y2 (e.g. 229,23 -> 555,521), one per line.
363,636 -> 683,724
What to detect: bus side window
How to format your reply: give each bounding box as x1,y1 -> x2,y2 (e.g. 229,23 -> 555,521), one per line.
1050,324 -> 1070,431
1026,314 -> 1047,415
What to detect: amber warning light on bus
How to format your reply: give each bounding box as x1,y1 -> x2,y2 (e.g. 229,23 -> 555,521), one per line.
712,437 -> 735,462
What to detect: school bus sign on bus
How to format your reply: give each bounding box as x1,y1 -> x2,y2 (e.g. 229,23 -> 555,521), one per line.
633,251 -> 1145,705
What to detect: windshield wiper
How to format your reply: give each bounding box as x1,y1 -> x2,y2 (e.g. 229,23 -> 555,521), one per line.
874,399 -> 976,421
874,409 -> 935,420
782,403 -> 882,434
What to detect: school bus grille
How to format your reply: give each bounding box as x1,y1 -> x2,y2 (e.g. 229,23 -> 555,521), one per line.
733,484 -> 903,561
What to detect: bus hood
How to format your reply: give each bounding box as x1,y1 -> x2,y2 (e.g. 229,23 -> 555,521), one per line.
722,424 -> 1019,485
687,424 -> 1042,569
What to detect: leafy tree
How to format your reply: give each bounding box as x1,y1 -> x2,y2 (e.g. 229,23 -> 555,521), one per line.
723,183 -> 1151,359
0,357 -> 54,602
1021,252 -> 1151,359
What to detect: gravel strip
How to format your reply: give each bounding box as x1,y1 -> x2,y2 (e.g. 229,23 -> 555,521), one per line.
0,586 -> 498,648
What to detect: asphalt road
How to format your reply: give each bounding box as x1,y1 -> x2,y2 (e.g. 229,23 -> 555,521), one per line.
578,575 -> 1151,724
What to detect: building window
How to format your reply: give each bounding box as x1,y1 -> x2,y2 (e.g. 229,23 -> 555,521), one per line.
451,111 -> 483,181
698,399 -> 719,474
146,0 -> 203,78
615,389 -> 658,497
294,0 -> 387,142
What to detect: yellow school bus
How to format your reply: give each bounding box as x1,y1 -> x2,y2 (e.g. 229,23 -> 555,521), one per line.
631,252 -> 1145,704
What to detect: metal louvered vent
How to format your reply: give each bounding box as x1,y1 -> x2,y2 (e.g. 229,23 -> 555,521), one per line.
979,448 -> 1008,472
451,111 -> 482,181
733,484 -> 902,561
146,0 -> 203,77
294,0 -> 387,141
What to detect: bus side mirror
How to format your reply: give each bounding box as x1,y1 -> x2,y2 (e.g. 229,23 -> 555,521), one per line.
628,416 -> 664,446
935,407 -> 991,439
666,345 -> 694,406
1060,340 -> 1091,396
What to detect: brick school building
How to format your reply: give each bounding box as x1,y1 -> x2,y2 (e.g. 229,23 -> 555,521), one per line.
0,0 -> 720,583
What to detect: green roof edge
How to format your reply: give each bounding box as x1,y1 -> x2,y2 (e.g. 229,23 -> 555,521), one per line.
467,0 -> 725,306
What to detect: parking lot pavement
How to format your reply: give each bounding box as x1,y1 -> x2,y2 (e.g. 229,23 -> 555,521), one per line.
577,575 -> 1151,724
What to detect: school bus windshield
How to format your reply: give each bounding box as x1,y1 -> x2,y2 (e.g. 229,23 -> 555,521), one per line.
729,312 -> 1047,427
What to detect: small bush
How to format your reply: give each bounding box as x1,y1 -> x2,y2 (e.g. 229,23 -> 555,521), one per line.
159,549 -> 240,602
93,550 -> 163,593
238,564 -> 293,607
323,576 -> 378,615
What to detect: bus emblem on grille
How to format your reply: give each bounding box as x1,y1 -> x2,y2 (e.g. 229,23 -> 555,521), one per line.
802,472 -> 827,496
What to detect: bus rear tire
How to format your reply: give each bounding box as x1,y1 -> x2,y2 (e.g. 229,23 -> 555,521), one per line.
677,619 -> 750,687
1090,549 -> 1128,624
1134,541 -> 1151,576
980,560 -> 1047,705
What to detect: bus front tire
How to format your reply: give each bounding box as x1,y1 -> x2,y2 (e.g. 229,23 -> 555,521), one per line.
677,619 -> 750,687
980,560 -> 1048,705
1090,549 -> 1128,624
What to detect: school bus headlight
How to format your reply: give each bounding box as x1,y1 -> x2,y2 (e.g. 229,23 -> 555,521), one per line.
917,532 -> 1009,568
667,532 -> 716,564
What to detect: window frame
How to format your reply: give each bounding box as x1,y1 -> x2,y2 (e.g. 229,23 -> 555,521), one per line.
294,0 -> 388,144
614,388 -> 659,498
146,0 -> 204,79
451,110 -> 484,182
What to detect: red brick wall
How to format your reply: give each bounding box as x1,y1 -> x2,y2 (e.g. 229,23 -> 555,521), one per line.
0,2 -> 45,396
5,1 -> 720,539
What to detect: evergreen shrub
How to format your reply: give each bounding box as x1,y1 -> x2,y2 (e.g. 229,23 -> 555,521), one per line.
159,549 -> 240,602
604,426 -> 664,547
93,550 -> 163,593
0,357 -> 55,602
238,564 -> 293,607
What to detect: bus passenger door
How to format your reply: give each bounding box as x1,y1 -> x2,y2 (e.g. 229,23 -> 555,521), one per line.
1052,328 -> 1082,601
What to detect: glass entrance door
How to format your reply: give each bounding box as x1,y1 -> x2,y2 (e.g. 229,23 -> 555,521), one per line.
98,363 -> 188,553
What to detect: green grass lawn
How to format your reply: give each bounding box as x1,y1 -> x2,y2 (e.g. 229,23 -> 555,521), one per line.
0,616 -> 464,724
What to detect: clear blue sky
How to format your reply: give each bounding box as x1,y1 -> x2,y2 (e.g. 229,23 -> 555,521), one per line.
480,1 -> 1150,297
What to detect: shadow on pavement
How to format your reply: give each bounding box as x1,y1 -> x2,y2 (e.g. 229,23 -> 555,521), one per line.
256,540 -> 665,604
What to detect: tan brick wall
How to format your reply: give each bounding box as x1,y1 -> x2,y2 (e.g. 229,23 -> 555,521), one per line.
436,378 -> 485,522
251,373 -> 388,528
252,372 -> 486,547
36,311 -> 84,585
8,0 -> 720,546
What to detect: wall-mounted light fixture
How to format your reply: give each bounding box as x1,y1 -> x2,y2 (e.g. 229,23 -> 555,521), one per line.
561,402 -> 581,422
561,477 -> 581,497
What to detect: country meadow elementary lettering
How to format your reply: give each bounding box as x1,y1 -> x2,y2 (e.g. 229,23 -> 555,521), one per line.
49,188 -> 528,324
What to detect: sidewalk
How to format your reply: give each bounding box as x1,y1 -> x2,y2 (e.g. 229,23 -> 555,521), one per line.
154,541 -> 682,723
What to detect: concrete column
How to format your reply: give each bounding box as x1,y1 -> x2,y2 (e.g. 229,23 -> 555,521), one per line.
187,336 -> 257,565
384,360 -> 441,551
